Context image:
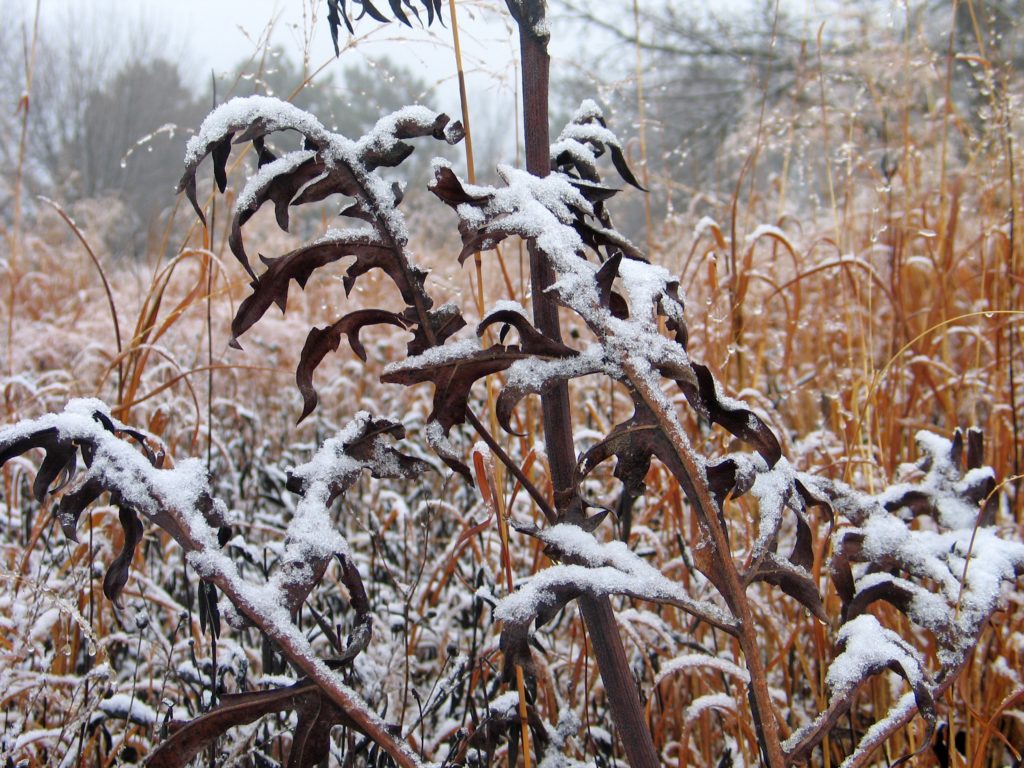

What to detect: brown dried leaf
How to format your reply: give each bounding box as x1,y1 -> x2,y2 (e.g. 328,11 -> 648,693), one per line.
381,345 -> 533,435
680,363 -> 782,466
844,575 -> 915,624
102,505 -> 145,605
576,408 -> 657,504
229,155 -> 329,279
296,309 -> 411,422
55,477 -> 105,542
285,415 -> 429,502
746,552 -> 826,621
230,238 -> 409,345
830,531 -> 863,606
31,437 -> 77,501
148,680 -> 357,768
406,303 -> 467,357
476,308 -> 586,435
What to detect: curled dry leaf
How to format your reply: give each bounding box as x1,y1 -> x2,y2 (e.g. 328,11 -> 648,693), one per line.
745,552 -> 826,621
0,406 -> 167,604
296,309 -> 411,422
381,343 -> 536,479
102,505 -> 145,605
231,235 -> 411,345
327,0 -> 443,47
147,678 -> 357,768
679,363 -> 781,467
381,308 -> 580,477
285,412 -> 431,501
180,97 -> 465,430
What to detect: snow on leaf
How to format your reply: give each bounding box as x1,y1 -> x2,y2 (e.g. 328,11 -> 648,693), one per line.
180,97 -> 463,424
826,614 -> 936,742
785,429 -> 1023,763
178,96 -> 333,224
654,654 -> 751,687
97,694 -> 158,727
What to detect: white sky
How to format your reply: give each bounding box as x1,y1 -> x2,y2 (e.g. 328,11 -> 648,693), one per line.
10,0 -> 827,162
14,0 -> 525,119
3,0 -> 543,165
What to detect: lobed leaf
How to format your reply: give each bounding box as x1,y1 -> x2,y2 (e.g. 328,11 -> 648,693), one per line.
327,0 -> 444,46
296,309 -> 411,422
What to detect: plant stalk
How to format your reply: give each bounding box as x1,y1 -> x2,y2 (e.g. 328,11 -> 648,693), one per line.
622,359 -> 785,768
514,5 -> 660,766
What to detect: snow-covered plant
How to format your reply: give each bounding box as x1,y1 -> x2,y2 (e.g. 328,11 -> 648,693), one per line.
1,2 -> 1022,767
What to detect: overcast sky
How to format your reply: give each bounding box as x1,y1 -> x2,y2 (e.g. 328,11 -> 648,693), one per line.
12,0 -> 524,119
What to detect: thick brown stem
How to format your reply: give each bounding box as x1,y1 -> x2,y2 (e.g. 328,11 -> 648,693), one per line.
517,5 -> 572,486
515,7 -> 660,767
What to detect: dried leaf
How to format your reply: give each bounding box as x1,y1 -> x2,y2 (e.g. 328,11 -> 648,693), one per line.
32,438 -> 77,501
745,552 -> 826,621
830,530 -> 863,605
680,363 -> 782,466
327,0 -> 444,39
608,142 -> 644,190
406,303 -> 467,357
966,427 -> 984,470
230,153 -> 326,278
296,310 -> 411,422
55,477 -> 105,542
844,575 -> 915,624
327,0 -> 351,46
102,505 -> 145,605
576,408 -> 656,503
357,1 -> 391,24
197,581 -> 221,639
148,680 -> 358,768
383,309 -> 583,475
830,615 -> 937,750
285,414 -> 429,502
336,553 -> 373,664
476,309 -> 586,435
212,134 -> 233,194
230,237 -> 405,344
381,344 -> 534,440
568,178 -> 620,204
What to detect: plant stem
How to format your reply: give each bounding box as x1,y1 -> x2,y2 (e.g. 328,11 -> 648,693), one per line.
514,6 -> 660,766
7,0 -> 42,377
622,359 -> 785,768
467,409 -> 556,524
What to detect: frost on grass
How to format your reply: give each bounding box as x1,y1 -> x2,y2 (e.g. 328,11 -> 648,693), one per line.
0,400 -> 432,766
96,693 -> 158,726
0,401 -> 426,614
655,654 -> 751,686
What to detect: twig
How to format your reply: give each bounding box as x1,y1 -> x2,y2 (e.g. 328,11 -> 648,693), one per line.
466,408 -> 555,524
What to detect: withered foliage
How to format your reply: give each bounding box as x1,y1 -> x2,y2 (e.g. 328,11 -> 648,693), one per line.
0,404 -> 429,767
327,0 -> 445,49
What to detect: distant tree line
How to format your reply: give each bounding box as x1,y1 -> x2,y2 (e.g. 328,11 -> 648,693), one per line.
0,11 -> 434,257
553,0 -> 1023,238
